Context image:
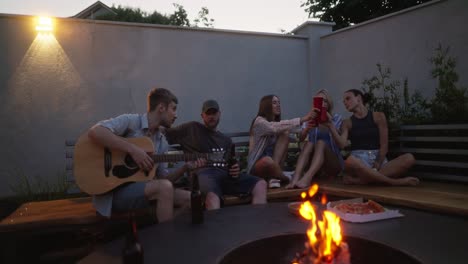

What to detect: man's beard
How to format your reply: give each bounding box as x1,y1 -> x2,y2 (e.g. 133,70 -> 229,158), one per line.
205,119 -> 219,130
160,118 -> 174,128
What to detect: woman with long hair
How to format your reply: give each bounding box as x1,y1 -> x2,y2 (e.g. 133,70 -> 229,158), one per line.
286,89 -> 344,189
248,95 -> 317,187
328,89 -> 419,186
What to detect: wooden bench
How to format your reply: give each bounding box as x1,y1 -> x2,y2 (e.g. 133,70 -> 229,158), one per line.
391,124 -> 468,183
0,132 -> 302,233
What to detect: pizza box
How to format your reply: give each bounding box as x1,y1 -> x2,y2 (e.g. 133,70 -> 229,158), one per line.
326,198 -> 404,223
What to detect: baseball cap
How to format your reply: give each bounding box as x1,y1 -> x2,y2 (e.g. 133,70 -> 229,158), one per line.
202,99 -> 219,113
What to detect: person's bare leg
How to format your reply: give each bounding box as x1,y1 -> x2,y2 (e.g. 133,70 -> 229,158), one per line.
321,145 -> 342,182
205,192 -> 221,210
295,140 -> 328,188
251,180 -> 267,204
273,131 -> 290,167
379,153 -> 416,178
173,188 -> 191,217
286,142 -> 314,189
345,156 -> 419,186
144,179 -> 174,222
252,156 -> 289,182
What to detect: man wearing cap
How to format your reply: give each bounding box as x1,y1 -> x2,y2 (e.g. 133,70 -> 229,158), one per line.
165,99 -> 267,210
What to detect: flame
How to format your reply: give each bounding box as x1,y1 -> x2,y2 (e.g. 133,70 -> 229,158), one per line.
298,184 -> 342,261
321,194 -> 327,205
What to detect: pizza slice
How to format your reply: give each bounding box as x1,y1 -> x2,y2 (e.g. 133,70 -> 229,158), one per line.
333,200 -> 385,215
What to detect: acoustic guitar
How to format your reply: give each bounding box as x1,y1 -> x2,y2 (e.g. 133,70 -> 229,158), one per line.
73,134 -> 226,195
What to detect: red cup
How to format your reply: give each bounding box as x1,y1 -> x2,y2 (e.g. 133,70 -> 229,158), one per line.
320,105 -> 328,123
313,97 -> 323,123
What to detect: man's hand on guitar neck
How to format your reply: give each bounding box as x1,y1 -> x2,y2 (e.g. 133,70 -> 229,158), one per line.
184,158 -> 206,171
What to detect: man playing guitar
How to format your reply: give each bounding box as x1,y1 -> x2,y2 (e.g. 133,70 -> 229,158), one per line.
87,88 -> 203,222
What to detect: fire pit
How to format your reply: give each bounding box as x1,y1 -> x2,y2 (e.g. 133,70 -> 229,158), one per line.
218,233 -> 422,264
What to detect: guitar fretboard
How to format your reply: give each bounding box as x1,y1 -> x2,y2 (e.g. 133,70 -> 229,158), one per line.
152,153 -> 209,163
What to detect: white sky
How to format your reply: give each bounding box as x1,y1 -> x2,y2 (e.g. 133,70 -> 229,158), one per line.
0,0 -> 317,33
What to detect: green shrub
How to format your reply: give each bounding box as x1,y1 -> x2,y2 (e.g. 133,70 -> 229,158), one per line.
361,64 -> 430,126
362,44 -> 467,125
430,44 -> 468,123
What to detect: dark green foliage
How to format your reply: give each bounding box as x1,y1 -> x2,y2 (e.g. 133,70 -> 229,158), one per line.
193,7 -> 215,28
362,45 -> 467,125
168,3 -> 190,26
430,44 -> 468,123
95,4 -> 214,27
362,64 -> 430,126
301,0 -> 431,30
400,79 -> 431,124
96,5 -> 171,24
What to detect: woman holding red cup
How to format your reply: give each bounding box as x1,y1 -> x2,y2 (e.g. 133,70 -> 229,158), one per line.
286,89 -> 344,189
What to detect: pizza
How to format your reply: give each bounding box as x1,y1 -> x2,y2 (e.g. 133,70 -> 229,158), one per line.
333,200 -> 385,215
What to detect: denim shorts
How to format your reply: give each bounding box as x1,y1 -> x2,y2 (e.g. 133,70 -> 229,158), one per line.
350,150 -> 388,169
195,167 -> 260,201
112,182 -> 150,213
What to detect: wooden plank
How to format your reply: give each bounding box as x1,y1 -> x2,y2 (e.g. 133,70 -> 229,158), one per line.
400,148 -> 468,155
400,124 -> 468,130
233,142 -> 249,147
317,181 -> 468,216
414,160 -> 468,169
413,172 -> 468,183
65,140 -> 76,146
398,136 -> 468,142
65,151 -> 74,158
224,132 -> 250,138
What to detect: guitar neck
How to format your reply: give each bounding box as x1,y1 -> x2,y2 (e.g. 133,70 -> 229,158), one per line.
152,153 -> 208,163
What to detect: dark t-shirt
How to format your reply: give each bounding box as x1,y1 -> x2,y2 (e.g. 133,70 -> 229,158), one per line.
165,121 -> 233,155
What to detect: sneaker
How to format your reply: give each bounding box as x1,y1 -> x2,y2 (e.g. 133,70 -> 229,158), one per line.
269,179 -> 281,189
283,171 -> 294,181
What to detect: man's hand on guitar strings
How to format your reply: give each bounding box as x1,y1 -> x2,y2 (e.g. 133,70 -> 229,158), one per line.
129,145 -> 154,171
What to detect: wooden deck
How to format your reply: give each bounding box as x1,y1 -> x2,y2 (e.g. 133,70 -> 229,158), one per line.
317,180 -> 468,216
2,180 -> 467,233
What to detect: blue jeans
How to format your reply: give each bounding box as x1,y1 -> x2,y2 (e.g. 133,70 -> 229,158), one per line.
195,167 -> 260,201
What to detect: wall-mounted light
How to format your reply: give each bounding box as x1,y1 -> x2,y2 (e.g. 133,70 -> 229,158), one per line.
36,16 -> 53,32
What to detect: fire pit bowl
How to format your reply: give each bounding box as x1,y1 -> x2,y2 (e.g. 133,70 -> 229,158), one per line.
218,233 -> 422,264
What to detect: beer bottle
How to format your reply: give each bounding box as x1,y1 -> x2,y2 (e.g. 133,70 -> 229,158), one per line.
122,213 -> 144,264
191,172 -> 204,224
228,144 -> 238,178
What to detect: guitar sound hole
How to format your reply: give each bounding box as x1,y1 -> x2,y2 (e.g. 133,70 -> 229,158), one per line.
112,166 -> 140,178
124,154 -> 138,169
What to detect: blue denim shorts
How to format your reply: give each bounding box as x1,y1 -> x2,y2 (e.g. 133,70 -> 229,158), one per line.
350,150 -> 388,169
195,167 -> 260,201
112,182 -> 150,213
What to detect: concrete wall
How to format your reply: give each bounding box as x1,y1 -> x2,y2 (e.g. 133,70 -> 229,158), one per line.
0,15 -> 310,196
317,0 -> 468,115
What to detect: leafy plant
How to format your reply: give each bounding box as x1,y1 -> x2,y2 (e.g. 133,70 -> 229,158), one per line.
301,0 -> 431,30
193,7 -> 215,28
362,64 -> 431,126
362,64 -> 401,123
430,44 -> 468,123
96,4 -> 214,28
400,78 -> 431,124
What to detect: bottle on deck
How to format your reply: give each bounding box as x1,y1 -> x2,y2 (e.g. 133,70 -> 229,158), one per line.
122,212 -> 144,264
191,171 -> 204,224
